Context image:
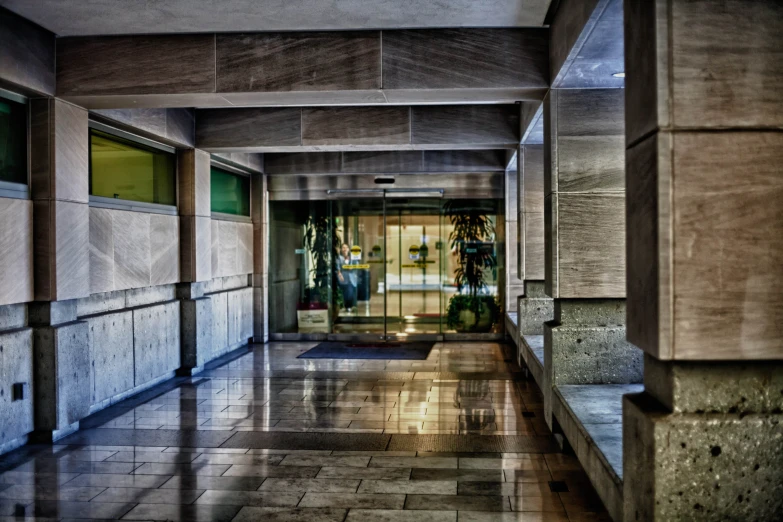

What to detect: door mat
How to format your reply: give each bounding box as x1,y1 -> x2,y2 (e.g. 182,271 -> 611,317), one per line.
298,341 -> 434,360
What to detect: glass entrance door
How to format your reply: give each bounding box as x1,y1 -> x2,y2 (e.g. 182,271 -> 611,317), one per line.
267,193 -> 503,341
330,194 -> 445,340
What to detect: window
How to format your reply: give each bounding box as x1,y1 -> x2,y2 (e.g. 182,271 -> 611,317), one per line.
211,165 -> 250,216
0,95 -> 27,185
89,129 -> 176,206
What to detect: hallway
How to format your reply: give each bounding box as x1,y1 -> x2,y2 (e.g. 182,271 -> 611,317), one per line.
0,342 -> 609,521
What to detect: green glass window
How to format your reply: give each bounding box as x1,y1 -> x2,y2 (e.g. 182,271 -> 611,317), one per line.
211,166 -> 250,216
89,129 -> 176,206
0,97 -> 27,185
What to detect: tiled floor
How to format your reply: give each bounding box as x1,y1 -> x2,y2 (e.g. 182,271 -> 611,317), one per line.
0,341 -> 610,521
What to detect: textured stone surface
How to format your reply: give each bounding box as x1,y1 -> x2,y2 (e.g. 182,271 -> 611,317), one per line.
253,286 -> 268,342
125,284 -> 177,308
132,302 -> 180,386
181,297 -> 213,369
33,321 -> 90,432
644,354 -> 783,414
517,284 -> 553,336
227,288 -> 253,349
29,300 -> 78,327
0,303 -> 26,332
210,291 -> 229,357
75,290 -> 126,317
0,198 -> 34,307
624,393 -> 783,522
0,328 -> 34,447
86,311 -> 134,405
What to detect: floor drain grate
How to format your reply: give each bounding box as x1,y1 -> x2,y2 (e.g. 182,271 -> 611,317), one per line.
548,480 -> 569,493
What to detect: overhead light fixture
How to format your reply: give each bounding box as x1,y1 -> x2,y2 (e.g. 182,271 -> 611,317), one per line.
612,72 -> 626,78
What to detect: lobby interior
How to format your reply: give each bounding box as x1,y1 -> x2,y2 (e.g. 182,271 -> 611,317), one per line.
0,0 -> 780,521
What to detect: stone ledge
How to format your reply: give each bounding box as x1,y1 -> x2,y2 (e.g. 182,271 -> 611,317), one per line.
521,334 -> 544,390
505,312 -> 519,347
553,384 -> 644,522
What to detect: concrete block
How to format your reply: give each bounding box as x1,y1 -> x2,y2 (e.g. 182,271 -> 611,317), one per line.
555,298 -> 626,326
132,302 -> 180,387
0,328 -> 34,448
33,321 -> 90,432
75,290 -> 126,317
644,354 -> 783,414
210,291 -> 229,356
176,282 -> 206,300
126,284 -> 177,308
86,311 -> 133,405
227,287 -> 252,348
253,286 -> 267,342
29,300 -> 78,326
545,323 -> 643,386
0,303 -> 27,332
517,295 -> 553,335
624,393 -> 783,521
181,297 -> 213,369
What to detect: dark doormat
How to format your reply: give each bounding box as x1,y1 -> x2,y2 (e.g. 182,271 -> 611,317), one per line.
298,341 -> 434,360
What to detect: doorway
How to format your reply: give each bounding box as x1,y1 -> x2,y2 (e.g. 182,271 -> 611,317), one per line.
267,192 -> 502,341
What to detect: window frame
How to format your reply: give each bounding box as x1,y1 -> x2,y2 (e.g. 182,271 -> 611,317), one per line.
0,87 -> 30,200
210,157 -> 252,223
87,120 -> 178,215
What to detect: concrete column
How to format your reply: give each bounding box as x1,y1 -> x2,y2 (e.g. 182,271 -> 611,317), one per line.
542,88 -> 642,427
504,163 -> 524,312
516,143 -> 552,338
28,98 -> 91,441
177,149 -> 213,372
623,1 -> 783,519
29,300 -> 89,441
251,172 -> 267,343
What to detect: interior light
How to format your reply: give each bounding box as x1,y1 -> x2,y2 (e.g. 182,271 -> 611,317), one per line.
612,72 -> 625,78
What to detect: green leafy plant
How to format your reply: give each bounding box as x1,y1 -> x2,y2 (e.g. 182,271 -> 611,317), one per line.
444,200 -> 500,332
302,213 -> 343,310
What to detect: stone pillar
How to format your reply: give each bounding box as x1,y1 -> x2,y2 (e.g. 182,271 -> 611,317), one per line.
542,88 -> 642,428
28,98 -> 91,441
504,162 -> 524,312
517,143 -> 552,338
251,172 -> 267,343
178,149 -> 213,372
623,1 -> 783,519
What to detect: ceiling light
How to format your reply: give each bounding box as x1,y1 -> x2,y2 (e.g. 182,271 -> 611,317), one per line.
612,72 -> 626,78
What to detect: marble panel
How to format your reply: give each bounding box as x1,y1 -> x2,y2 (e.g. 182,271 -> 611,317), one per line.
165,108 -> 195,147
57,35 -> 216,95
522,144 -> 544,214
113,210 -> 151,291
86,310 -> 133,405
264,152 -> 341,175
237,223 -> 253,275
150,214 -> 180,286
556,194 -> 625,298
556,136 -> 625,193
54,201 -> 90,301
216,32 -> 381,92
211,219 -> 220,278
383,29 -> 548,89
411,105 -> 519,145
132,301 -> 180,387
549,0 -> 601,85
196,108 -> 301,149
218,220 -> 238,278
523,212 -> 545,282
0,198 -> 33,306
625,0 -> 783,144
301,107 -> 409,146
671,132 -> 783,360
88,207 -> 114,295
0,7 -> 55,95
177,149 -> 211,217
180,216 -> 212,283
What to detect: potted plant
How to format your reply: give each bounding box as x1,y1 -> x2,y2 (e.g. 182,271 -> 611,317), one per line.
297,213 -> 342,332
445,200 -> 501,333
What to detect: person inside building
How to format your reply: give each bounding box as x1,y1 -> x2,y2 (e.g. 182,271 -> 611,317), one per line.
335,243 -> 358,313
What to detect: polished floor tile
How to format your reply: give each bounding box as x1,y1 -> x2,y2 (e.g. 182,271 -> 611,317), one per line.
0,342 -> 609,521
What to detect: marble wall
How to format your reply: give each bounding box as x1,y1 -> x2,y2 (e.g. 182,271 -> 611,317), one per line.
89,208 -> 180,294
211,218 -> 254,279
0,198 -> 34,306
